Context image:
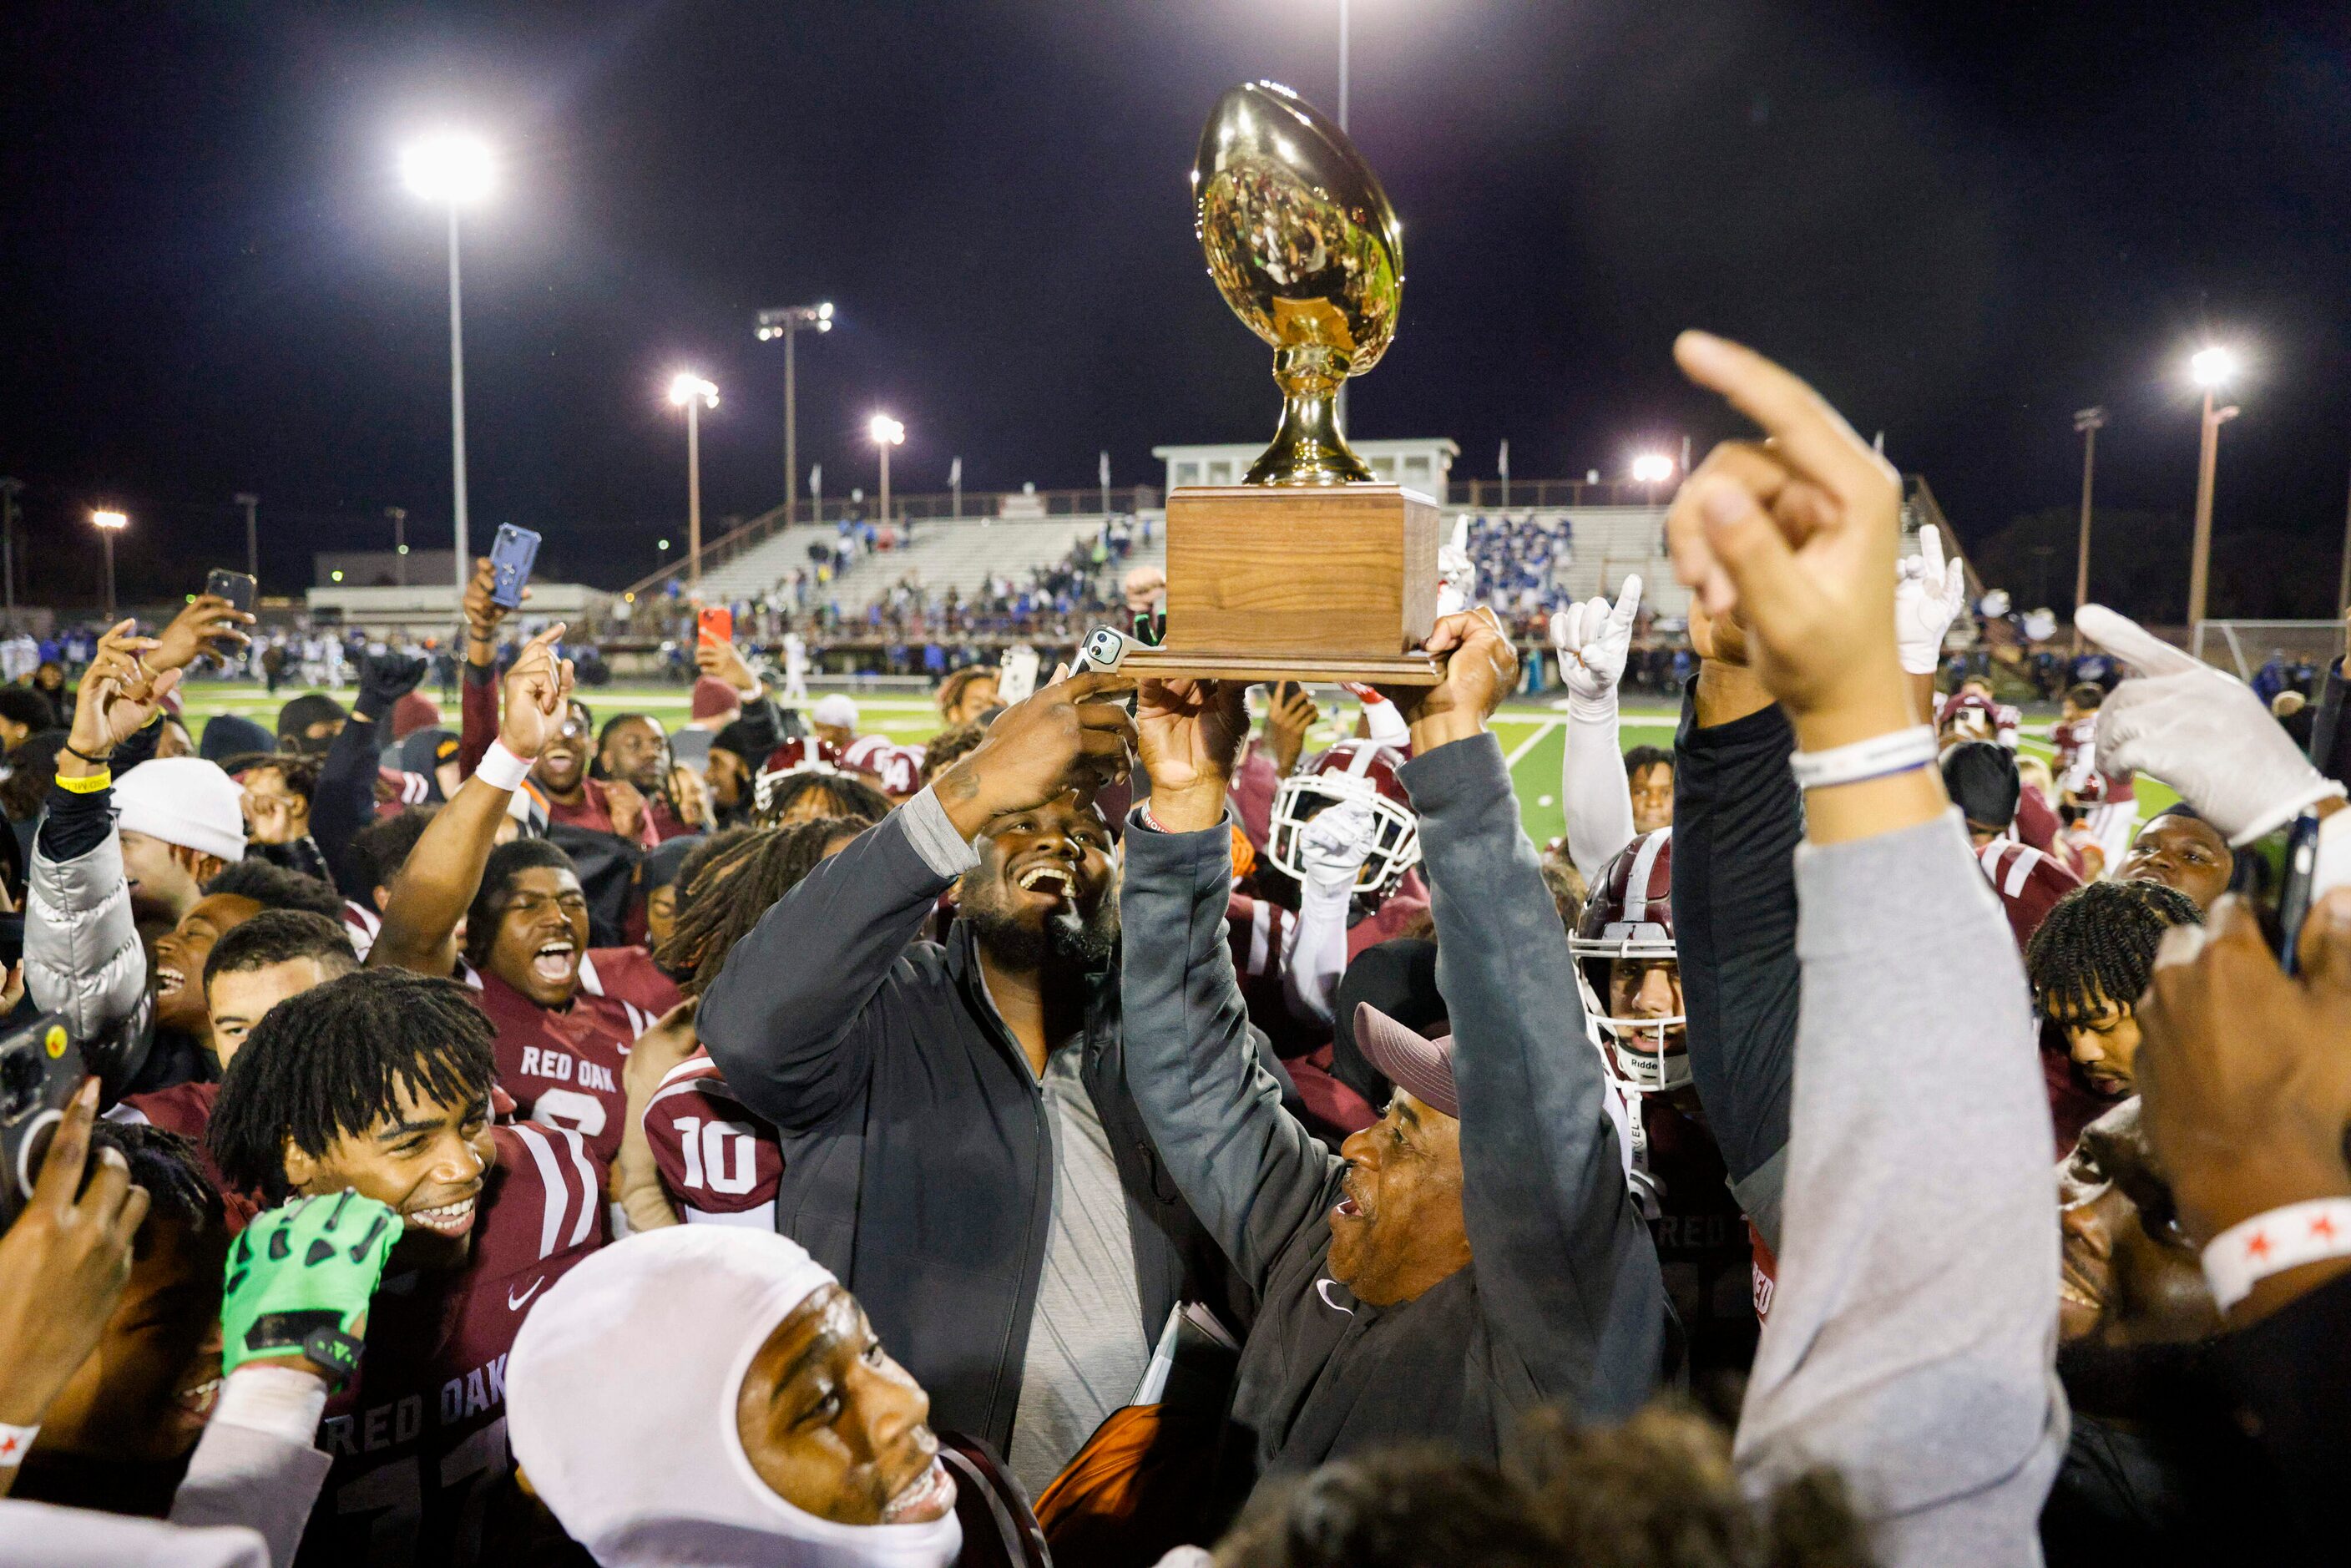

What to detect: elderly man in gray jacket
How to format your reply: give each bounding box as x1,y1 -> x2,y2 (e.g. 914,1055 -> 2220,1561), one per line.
1120,609 -> 1667,1518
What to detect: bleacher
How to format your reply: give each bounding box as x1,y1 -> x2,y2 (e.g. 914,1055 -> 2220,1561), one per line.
1456,507 -> 1687,618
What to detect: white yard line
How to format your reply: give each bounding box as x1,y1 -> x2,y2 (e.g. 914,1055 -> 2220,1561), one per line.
1502,718 -> 1563,767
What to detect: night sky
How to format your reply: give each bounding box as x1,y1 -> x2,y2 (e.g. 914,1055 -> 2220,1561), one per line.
6,1 -> 2349,616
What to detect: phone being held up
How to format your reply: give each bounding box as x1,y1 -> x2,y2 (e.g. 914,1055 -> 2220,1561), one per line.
698,604 -> 734,647
204,569 -> 256,614
488,524 -> 542,610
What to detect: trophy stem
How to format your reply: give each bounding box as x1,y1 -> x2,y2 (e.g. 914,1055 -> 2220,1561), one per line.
1247,344 -> 1375,485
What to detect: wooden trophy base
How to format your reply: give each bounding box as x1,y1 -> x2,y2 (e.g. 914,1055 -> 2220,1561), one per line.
1124,483 -> 1443,685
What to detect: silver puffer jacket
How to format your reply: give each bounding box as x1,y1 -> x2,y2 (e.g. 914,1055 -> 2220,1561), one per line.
26,816 -> 148,1044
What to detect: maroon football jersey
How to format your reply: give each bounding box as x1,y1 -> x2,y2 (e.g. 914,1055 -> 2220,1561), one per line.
474,974 -> 645,1168
574,945 -> 681,1021
301,1122 -> 606,1568
2054,715 -> 2134,804
1631,1095 -> 1757,1380
1976,837 -> 2082,952
641,1050 -> 784,1227
109,1080 -> 258,1229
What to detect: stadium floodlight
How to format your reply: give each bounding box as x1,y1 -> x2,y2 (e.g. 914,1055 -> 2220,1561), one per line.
400,134 -> 494,204
1629,453 -> 1675,485
669,374 -> 719,589
2188,346 -> 2238,388
90,509 -> 128,620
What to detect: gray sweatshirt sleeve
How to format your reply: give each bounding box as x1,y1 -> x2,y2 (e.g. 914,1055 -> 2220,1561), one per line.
1732,808 -> 2065,1568
1403,734 -> 1666,1423
0,1501 -> 270,1568
1118,811 -> 1343,1292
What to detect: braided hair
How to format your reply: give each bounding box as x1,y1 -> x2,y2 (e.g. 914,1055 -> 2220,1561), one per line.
657,816 -> 876,995
2025,878 -> 2201,1026
208,969 -> 495,1204
90,1122 -> 225,1237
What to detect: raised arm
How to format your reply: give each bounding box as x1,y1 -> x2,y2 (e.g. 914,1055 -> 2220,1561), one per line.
27,624 -> 185,1050
698,671 -> 1137,1133
1393,610 -> 1666,1422
371,627 -> 571,976
1658,333 -> 2060,1565
1671,605 -> 1801,1249
1126,677 -> 1344,1289
455,556 -> 519,781
313,650 -> 427,895
1550,575 -> 1641,883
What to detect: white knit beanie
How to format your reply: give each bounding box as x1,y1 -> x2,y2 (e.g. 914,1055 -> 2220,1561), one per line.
113,757 -> 247,863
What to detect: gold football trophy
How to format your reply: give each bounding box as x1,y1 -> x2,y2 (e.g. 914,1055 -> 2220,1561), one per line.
1122,79 -> 1441,685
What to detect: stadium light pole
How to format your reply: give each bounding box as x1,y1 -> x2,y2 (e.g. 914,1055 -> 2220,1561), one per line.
91,509 -> 127,621
669,374 -> 720,592
399,133 -> 493,596
755,301 -> 834,525
869,415 -> 905,529
2186,347 -> 2240,645
233,492 -> 260,585
2070,408 -> 2105,653
386,506 -> 409,586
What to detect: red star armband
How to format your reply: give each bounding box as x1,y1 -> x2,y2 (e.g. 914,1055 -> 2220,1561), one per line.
2202,1197 -> 2351,1311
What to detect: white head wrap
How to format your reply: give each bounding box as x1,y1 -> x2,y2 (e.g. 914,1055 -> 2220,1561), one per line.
507,1227 -> 963,1568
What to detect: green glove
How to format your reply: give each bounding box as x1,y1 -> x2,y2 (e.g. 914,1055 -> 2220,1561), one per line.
221,1190 -> 402,1384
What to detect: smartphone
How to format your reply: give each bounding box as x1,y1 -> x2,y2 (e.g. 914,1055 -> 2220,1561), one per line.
488,524 -> 542,610
0,1014 -> 83,1234
1073,626 -> 1138,715
204,569 -> 256,613
698,604 -> 734,647
2232,807 -> 2327,973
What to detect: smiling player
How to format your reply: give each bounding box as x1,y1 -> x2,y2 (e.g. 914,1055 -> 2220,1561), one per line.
207,967 -> 606,1566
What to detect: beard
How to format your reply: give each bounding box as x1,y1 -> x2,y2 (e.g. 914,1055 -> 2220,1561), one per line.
960,880 -> 1120,972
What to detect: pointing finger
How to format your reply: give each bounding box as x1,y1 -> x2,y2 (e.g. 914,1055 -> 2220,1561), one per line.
2075,605 -> 2206,679
1673,331 -> 1888,498
1610,574 -> 1644,629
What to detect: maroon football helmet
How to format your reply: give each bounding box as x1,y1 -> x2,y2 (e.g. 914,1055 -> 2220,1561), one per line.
751,736 -> 842,814
1267,740 -> 1420,898
1570,828 -> 1687,1093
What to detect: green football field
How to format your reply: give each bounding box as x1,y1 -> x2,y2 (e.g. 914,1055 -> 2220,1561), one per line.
174,680 -> 2177,848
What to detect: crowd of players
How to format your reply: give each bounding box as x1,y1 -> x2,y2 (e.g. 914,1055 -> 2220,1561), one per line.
1,334 -> 2348,1567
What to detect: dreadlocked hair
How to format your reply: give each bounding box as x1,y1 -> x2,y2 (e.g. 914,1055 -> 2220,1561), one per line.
208,969 -> 495,1206
463,838 -> 579,969
90,1122 -> 225,1237
669,827 -> 765,918
202,857 -> 345,920
756,769 -> 890,827
658,816 -> 872,995
2026,878 -> 2201,1026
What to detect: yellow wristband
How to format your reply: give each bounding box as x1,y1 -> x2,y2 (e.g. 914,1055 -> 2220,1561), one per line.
53,769 -> 112,795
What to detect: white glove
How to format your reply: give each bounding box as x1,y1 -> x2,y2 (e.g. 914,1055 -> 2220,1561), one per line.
1549,574 -> 1642,721
1298,798 -> 1378,893
2077,604 -> 2345,846
1435,517 -> 1476,617
1893,524 -> 1966,675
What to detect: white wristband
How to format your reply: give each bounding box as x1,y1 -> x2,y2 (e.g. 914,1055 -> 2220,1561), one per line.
2202,1197 -> 2351,1310
212,1364 -> 330,1444
0,1421 -> 37,1465
477,740 -> 531,793
1787,725 -> 1939,791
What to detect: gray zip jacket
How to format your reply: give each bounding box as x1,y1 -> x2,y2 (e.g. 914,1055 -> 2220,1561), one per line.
25,787 -> 146,1043
1120,732 -> 1666,1500
1733,809 -> 2066,1567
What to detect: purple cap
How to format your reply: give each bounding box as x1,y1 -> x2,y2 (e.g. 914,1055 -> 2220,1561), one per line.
1352,1002 -> 1459,1120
